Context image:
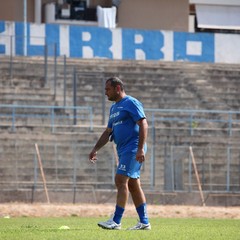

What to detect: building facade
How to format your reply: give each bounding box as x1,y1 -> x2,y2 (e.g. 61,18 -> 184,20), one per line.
0,0 -> 189,31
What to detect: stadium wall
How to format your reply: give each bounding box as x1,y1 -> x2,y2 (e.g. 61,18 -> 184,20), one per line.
1,20 -> 240,64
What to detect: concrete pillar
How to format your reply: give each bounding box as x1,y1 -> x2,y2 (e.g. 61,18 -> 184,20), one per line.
34,0 -> 42,24
45,3 -> 55,23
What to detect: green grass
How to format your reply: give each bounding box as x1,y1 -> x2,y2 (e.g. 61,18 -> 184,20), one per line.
0,217 -> 239,240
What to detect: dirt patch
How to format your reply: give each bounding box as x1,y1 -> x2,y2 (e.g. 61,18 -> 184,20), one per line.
0,203 -> 240,219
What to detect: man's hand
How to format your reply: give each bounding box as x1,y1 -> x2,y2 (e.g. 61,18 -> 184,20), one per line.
88,128 -> 112,163
136,148 -> 145,163
89,150 -> 98,163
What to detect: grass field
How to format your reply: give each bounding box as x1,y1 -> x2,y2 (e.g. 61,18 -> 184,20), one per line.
0,217 -> 239,240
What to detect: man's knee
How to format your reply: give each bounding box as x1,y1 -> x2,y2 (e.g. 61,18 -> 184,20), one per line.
128,178 -> 141,193
115,174 -> 129,189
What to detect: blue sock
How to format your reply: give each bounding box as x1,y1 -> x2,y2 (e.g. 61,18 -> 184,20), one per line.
113,205 -> 125,224
136,203 -> 149,224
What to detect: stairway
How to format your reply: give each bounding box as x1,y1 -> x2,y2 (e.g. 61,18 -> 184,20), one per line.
0,56 -> 240,199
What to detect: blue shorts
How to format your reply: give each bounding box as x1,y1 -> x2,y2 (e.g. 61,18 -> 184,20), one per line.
116,151 -> 142,179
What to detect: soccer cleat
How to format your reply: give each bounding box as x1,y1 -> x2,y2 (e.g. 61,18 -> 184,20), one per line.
127,221 -> 151,230
98,217 -> 121,230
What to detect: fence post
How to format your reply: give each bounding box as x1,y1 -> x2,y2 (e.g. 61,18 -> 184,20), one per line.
190,112 -> 193,136
89,107 -> 93,131
54,43 -> 57,98
63,55 -> 67,106
32,153 -> 38,203
44,44 -> 48,85
228,113 -> 232,136
73,68 -> 77,125
170,145 -> 174,190
51,107 -> 55,133
102,77 -> 106,125
188,150 -> 192,192
73,144 -> 77,203
11,107 -> 16,132
150,112 -> 156,189
9,35 -> 13,81
226,146 -> 231,192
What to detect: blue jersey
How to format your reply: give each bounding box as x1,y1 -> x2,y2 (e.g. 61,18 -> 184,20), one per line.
107,95 -> 146,155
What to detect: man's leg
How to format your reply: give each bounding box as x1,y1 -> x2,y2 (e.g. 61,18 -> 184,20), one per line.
113,174 -> 129,224
128,178 -> 150,225
115,174 -> 129,207
128,178 -> 146,207
97,173 -> 129,229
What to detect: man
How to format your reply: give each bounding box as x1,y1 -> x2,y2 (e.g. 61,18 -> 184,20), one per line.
89,77 -> 151,230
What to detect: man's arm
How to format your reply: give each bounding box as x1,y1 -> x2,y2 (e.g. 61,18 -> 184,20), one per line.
89,127 -> 112,163
136,118 -> 148,163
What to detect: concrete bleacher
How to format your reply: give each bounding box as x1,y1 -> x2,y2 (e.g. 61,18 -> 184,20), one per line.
0,131 -> 115,191
0,56 -> 240,204
0,85 -> 53,106
62,60 -> 240,116
2,57 -> 240,112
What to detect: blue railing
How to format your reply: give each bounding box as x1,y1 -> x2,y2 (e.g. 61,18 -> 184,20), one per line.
1,105 -> 240,136
0,104 -> 93,132
1,105 -> 240,194
145,108 -> 240,136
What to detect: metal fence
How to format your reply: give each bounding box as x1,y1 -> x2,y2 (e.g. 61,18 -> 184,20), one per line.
145,108 -> 240,137
1,43 -> 240,196
0,104 -> 93,132
0,37 -> 67,103
0,104 -> 240,195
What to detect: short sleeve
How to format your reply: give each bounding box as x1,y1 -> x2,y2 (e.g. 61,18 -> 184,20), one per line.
127,98 -> 146,122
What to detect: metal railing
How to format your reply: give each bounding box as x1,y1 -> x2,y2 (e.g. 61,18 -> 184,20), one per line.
0,105 -> 240,195
2,104 -> 240,136
145,108 -> 240,137
0,104 -> 93,132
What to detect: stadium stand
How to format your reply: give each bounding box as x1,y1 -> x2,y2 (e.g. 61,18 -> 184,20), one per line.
0,56 -> 240,205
